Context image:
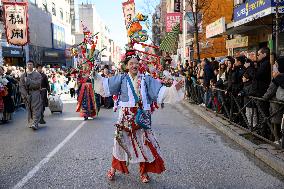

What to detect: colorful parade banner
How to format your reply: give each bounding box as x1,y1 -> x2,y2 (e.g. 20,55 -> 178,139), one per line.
2,1 -> 29,46
122,0 -> 136,29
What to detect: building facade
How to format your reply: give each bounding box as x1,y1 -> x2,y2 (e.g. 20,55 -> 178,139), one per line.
75,3 -> 121,66
226,0 -> 284,61
0,0 -> 75,67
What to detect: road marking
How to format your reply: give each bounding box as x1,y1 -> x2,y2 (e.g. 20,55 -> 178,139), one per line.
13,121 -> 86,189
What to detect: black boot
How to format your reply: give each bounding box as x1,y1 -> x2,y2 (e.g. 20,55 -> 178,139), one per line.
39,118 -> 46,124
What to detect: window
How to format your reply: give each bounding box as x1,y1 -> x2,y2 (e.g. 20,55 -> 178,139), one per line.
52,3 -> 56,16
60,8 -> 63,20
66,12 -> 69,23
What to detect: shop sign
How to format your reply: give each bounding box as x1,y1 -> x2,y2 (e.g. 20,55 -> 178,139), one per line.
174,0 -> 181,12
234,0 -> 284,27
11,49 -> 20,55
2,46 -> 23,57
44,51 -> 59,57
206,17 -> 226,39
166,12 -> 182,32
2,1 -> 29,46
226,36 -> 249,49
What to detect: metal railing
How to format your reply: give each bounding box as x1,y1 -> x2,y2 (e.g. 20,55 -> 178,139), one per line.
187,83 -> 284,148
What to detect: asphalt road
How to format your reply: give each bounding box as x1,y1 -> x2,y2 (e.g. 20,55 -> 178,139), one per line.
1,97 -> 284,189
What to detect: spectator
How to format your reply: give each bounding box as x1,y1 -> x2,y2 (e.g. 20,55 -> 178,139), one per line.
216,60 -> 227,89
2,68 -> 17,123
224,57 -> 234,90
230,56 -> 245,95
263,58 -> 284,144
255,47 -> 271,97
238,58 -> 257,128
203,58 -> 215,88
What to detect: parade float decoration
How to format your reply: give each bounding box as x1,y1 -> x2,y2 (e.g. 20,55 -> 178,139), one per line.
69,21 -> 98,82
127,13 -> 149,43
68,22 -> 100,117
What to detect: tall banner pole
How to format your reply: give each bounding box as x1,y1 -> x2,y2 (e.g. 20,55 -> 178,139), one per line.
183,0 -> 186,65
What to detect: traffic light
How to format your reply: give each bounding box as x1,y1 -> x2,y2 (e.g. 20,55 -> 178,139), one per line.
174,0 -> 181,12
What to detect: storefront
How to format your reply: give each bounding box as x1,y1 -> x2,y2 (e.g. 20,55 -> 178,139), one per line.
2,46 -> 25,67
29,45 -> 66,67
229,0 -> 284,58
42,49 -> 66,67
226,35 -> 259,60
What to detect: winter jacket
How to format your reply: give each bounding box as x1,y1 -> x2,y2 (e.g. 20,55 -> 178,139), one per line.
239,80 -> 257,108
263,80 -> 284,124
256,57 -> 271,96
230,66 -> 245,95
204,63 -> 214,87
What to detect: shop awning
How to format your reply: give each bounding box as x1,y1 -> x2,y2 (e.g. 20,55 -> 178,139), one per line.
160,24 -> 180,53
225,24 -> 268,35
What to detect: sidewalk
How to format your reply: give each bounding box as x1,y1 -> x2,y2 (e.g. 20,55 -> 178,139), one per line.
182,101 -> 284,177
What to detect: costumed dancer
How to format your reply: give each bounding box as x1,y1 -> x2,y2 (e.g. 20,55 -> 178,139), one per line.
76,76 -> 97,120
94,50 -> 184,183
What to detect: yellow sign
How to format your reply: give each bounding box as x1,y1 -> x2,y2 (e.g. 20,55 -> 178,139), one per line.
226,36 -> 249,49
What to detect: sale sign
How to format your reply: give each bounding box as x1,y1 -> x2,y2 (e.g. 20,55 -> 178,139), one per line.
166,13 -> 182,32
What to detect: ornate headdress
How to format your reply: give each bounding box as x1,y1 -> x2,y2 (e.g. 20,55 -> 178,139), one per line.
124,50 -> 140,64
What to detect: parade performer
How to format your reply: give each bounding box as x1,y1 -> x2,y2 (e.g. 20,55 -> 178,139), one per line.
19,60 -> 42,130
94,50 -> 184,183
36,64 -> 50,124
76,77 -> 97,120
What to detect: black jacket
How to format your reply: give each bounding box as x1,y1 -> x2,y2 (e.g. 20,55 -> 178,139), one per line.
239,80 -> 257,108
255,57 -> 271,96
229,66 -> 245,94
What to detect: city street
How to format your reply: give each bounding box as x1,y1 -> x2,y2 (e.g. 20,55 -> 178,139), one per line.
1,98 -> 284,189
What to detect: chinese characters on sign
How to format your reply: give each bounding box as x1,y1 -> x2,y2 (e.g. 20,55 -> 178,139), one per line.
166,13 -> 182,32
3,2 -> 29,46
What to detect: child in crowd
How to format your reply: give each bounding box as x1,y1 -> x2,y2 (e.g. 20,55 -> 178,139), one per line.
238,64 -> 257,128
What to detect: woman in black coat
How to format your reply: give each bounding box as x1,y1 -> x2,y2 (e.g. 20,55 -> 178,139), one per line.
3,69 -> 17,123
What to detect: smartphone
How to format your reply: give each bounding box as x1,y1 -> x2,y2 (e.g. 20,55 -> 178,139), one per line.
273,64 -> 279,72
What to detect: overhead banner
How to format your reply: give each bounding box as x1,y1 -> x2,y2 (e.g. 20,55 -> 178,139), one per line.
122,0 -> 136,29
2,1 -> 29,46
166,12 -> 182,32
206,17 -> 226,39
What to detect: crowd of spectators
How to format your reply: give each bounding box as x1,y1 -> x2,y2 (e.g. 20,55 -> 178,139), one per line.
182,47 -> 284,145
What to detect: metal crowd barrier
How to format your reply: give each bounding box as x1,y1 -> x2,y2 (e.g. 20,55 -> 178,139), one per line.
187,83 -> 284,149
